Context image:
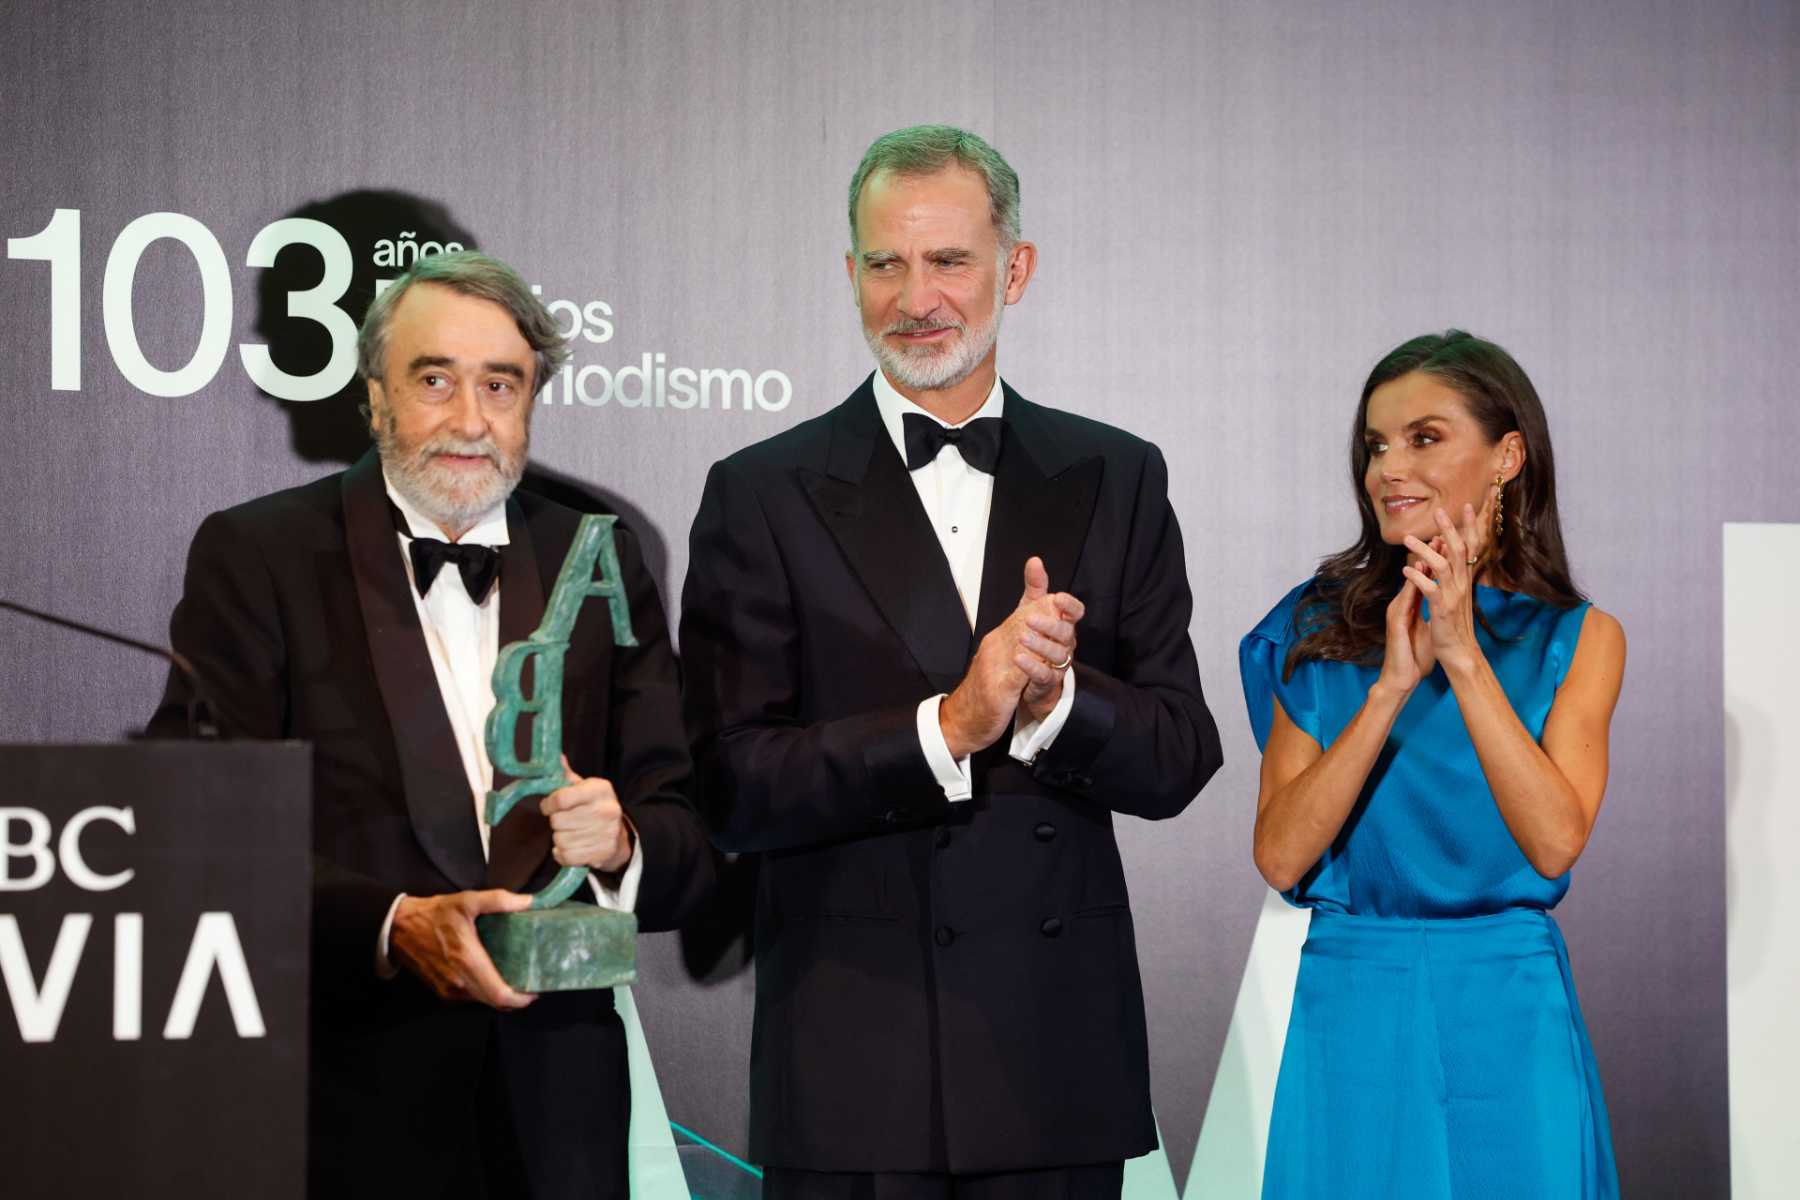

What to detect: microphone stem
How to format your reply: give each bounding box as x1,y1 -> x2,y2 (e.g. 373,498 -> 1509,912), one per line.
0,598 -> 223,739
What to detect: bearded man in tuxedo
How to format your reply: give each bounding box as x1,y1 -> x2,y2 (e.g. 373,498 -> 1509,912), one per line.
680,125 -> 1224,1199
151,250 -> 714,1200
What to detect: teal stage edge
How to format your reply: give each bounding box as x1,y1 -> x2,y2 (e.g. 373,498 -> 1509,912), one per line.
663,1118 -> 1189,1198
671,1121 -> 764,1179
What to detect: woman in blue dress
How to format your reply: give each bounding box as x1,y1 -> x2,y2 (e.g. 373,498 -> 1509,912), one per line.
1242,331 -> 1625,1199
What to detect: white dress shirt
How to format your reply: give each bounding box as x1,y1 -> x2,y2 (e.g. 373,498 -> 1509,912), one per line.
375,470 -> 641,975
870,370 -> 1078,802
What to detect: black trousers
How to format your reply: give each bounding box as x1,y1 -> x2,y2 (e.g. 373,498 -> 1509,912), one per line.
480,998 -> 631,1200
309,994 -> 629,1200
762,1163 -> 1126,1200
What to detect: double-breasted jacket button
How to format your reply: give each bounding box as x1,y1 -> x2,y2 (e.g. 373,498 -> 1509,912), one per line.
1040,917 -> 1064,938
934,925 -> 956,947
1033,822 -> 1057,843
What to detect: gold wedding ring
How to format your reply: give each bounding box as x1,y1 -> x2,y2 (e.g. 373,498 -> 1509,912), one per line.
1051,653 -> 1074,670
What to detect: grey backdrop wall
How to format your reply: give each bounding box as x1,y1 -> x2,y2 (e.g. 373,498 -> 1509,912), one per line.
5,1 -> 1795,1195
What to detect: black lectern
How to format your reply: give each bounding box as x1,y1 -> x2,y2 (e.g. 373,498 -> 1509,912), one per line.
0,742 -> 310,1198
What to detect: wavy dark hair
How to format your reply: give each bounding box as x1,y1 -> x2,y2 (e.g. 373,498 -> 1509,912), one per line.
1286,330 -> 1585,678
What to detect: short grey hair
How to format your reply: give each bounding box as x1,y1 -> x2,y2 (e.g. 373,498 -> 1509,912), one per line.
848,125 -> 1021,252
357,249 -> 570,394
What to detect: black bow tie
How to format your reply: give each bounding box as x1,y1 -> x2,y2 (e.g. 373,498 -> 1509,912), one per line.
408,537 -> 500,603
902,413 -> 1004,474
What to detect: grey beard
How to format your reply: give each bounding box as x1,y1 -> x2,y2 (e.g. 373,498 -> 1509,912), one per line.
378,425 -> 525,537
863,278 -> 1007,393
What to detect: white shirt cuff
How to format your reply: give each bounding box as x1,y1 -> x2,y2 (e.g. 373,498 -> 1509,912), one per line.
1010,666 -> 1078,764
916,694 -> 973,802
376,892 -> 407,980
587,836 -> 644,913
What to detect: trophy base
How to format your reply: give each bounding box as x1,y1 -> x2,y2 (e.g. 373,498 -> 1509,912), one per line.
476,905 -> 638,993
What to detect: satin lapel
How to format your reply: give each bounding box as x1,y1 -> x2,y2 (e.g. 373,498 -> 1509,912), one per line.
973,401 -> 1105,641
486,498 -> 553,891
799,388 -> 972,695
341,451 -> 487,891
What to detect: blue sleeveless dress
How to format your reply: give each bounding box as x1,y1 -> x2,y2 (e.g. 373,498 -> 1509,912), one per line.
1240,581 -> 1619,1200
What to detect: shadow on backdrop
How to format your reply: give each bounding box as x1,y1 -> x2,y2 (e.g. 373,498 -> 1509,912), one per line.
254,189 -> 476,466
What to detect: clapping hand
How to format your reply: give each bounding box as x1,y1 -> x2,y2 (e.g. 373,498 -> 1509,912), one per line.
1013,557 -> 1084,725
1381,535 -> 1446,694
940,556 -> 1085,758
1401,500 -> 1493,674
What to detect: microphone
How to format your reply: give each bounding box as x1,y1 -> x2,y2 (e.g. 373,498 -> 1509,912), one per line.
0,598 -> 223,740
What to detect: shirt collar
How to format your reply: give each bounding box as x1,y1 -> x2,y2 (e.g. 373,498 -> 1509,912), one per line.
381,466 -> 511,547
871,369 -> 1005,468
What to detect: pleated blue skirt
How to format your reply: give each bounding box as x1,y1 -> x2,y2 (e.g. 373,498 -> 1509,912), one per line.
1262,908 -> 1618,1200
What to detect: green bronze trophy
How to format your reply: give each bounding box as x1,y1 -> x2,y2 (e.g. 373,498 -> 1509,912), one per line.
475,514 -> 641,993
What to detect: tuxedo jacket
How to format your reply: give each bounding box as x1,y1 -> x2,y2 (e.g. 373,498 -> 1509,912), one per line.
680,377 -> 1223,1174
150,450 -> 715,1199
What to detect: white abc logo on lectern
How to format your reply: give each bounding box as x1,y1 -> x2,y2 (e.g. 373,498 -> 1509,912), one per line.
0,805 -> 266,1044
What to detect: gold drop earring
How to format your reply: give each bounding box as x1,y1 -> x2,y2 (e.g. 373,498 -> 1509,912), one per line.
1492,474 -> 1505,542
